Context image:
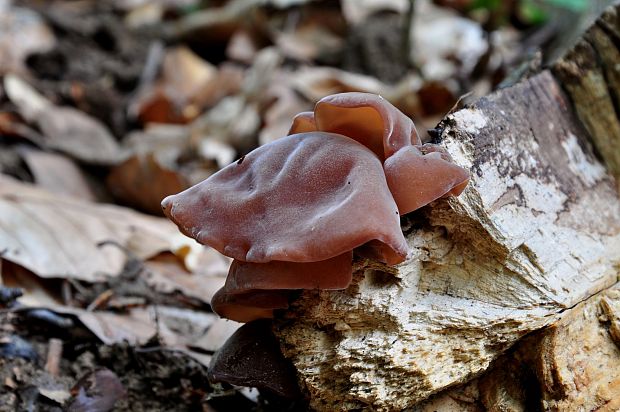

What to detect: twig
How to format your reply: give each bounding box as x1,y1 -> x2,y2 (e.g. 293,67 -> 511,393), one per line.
45,338 -> 63,377
86,289 -> 114,311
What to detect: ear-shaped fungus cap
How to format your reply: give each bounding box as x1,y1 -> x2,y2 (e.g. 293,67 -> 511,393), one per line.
288,111 -> 316,135
208,319 -> 301,399
384,144 -> 470,215
210,252 -> 353,322
210,288 -> 290,323
299,92 -> 470,215
226,252 -> 353,293
162,132 -> 410,264
312,92 -> 421,159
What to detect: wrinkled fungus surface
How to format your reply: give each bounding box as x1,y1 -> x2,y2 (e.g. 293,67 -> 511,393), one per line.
162,132 -> 409,264
162,92 -> 470,324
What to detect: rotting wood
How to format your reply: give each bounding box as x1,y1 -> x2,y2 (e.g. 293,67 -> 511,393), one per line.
554,4 -> 620,184
475,286 -> 620,412
273,4 -> 620,411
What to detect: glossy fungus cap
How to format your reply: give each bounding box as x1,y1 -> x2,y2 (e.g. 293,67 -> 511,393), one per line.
311,92 -> 421,159
210,287 -> 290,323
162,132 -> 410,264
225,251 -> 353,293
384,144 -> 470,215
211,252 -> 353,322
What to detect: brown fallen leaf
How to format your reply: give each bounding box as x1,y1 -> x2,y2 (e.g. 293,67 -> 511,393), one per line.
143,251 -> 230,305
4,76 -> 121,165
107,153 -> 189,215
131,46 -> 219,125
19,148 -> 97,202
0,174 -> 197,282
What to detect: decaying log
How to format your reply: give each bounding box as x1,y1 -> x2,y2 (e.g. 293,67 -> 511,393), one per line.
480,286 -> 620,412
554,5 -> 620,182
273,5 -> 620,411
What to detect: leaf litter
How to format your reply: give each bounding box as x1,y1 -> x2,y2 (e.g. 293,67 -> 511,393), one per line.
0,0 -> 604,410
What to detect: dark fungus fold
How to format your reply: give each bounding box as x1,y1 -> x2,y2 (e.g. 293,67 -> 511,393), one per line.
208,319 -> 302,398
211,252 -> 353,322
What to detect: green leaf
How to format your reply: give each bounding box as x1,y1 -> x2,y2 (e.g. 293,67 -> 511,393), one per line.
543,0 -> 588,12
519,0 -> 549,24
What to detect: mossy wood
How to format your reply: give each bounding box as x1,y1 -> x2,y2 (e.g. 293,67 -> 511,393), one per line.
274,4 -> 620,411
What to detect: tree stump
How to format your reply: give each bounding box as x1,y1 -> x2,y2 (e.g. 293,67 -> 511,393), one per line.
273,4 -> 620,411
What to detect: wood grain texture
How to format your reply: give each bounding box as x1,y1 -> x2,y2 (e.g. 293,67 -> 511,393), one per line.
554,4 -> 620,183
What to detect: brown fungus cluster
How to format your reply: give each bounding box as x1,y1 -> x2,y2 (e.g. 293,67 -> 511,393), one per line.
161,92 -> 469,323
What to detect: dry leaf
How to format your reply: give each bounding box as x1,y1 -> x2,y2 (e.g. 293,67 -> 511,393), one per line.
191,62 -> 244,110
0,4 -> 56,74
4,76 -> 121,165
107,153 -> 189,215
131,46 -> 218,124
192,318 -> 242,353
144,251 -> 229,305
197,139 -> 236,169
273,23 -> 343,62
38,388 -> 72,404
162,46 -> 217,104
291,66 -> 386,102
20,149 -> 97,202
411,0 -> 487,80
226,30 -> 259,64
259,71 -> 311,145
0,175 -> 195,282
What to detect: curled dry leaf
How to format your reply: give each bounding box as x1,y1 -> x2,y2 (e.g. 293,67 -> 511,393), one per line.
0,175 -> 197,282
4,75 -> 121,165
19,149 -> 97,202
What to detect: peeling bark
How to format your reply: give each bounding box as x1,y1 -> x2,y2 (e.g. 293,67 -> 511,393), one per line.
273,4 -> 620,411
